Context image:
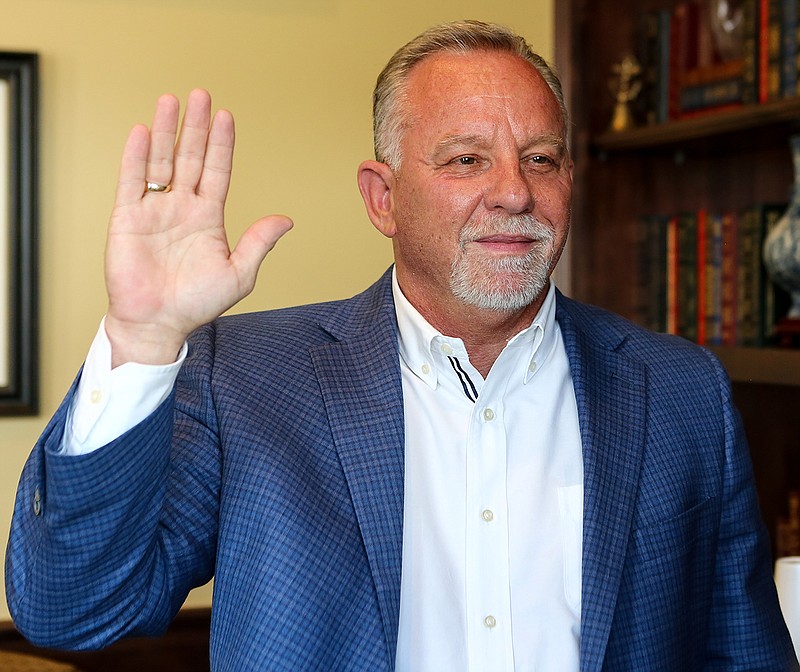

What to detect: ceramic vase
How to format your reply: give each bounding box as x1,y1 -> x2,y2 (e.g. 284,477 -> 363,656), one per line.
764,134 -> 800,320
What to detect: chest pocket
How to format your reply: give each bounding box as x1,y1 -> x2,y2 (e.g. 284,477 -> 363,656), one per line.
632,495 -> 718,566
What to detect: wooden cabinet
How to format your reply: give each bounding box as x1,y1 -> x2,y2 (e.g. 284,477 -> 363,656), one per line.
554,0 -> 800,552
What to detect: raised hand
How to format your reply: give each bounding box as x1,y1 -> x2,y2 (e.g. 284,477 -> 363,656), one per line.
104,89 -> 292,367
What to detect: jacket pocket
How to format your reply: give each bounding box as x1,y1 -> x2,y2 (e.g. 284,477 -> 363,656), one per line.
631,495 -> 718,566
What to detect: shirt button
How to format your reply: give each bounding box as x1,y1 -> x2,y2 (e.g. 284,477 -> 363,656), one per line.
529,361 -> 538,373
421,363 -> 431,375
484,615 -> 497,629
33,486 -> 41,516
481,509 -> 494,522
90,389 -> 102,404
483,408 -> 495,422
439,343 -> 453,356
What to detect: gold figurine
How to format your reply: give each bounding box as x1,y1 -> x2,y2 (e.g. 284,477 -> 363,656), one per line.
608,53 -> 642,132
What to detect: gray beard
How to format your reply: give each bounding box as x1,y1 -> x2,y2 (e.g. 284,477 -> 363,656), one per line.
449,214 -> 555,312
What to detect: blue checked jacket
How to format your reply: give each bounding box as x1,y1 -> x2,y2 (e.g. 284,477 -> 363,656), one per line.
6,268 -> 798,670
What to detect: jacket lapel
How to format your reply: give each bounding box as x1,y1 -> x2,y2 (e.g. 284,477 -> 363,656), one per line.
557,295 -> 648,672
307,280 -> 647,669
309,273 -> 405,667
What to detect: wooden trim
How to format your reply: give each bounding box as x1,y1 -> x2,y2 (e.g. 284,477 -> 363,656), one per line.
0,608 -> 211,672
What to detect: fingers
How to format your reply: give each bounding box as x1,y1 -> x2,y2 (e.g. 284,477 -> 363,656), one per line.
196,108 -> 235,204
171,89 -> 214,193
146,94 -> 180,187
117,90 -> 234,204
115,94 -> 179,207
115,124 -> 151,207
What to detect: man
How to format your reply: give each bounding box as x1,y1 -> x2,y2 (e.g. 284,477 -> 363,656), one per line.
6,20 -> 797,671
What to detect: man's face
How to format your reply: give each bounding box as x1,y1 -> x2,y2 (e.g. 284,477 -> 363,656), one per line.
388,49 -> 573,318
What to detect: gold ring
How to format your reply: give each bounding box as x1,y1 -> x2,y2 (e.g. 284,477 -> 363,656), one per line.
145,181 -> 171,193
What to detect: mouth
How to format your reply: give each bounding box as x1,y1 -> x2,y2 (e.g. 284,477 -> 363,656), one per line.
471,234 -> 537,254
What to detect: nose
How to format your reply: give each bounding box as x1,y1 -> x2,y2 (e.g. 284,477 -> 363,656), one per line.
483,159 -> 535,214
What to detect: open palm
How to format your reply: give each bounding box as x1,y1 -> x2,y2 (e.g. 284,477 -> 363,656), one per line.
104,89 -> 292,366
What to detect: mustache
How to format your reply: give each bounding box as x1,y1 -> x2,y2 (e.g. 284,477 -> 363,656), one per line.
458,213 -> 554,245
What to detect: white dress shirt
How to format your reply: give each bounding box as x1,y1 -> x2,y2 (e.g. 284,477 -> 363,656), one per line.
63,276 -> 583,671
393,272 -> 582,672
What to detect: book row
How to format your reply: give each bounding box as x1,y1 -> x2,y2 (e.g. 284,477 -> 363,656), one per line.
639,0 -> 799,123
634,204 -> 791,346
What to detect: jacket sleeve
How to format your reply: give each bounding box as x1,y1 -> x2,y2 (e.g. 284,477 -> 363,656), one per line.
5,327 -> 221,650
703,348 -> 799,670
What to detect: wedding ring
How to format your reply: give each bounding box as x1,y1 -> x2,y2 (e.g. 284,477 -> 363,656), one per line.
145,181 -> 171,193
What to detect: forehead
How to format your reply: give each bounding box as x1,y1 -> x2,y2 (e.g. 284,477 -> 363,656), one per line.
402,50 -> 563,141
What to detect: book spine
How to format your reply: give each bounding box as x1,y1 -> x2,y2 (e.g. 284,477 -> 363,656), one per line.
760,0 -> 772,102
667,215 -> 680,335
706,212 -> 724,345
696,208 -> 708,345
737,206 -> 761,346
783,0 -> 798,97
670,2 -> 701,119
670,5 -> 687,120
677,212 -> 699,342
797,0 -> 800,96
743,0 -> 760,104
721,211 -> 738,346
658,9 -> 672,122
641,11 -> 661,126
768,0 -> 784,100
680,78 -> 743,111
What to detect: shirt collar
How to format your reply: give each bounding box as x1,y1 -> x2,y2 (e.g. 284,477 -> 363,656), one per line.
392,267 -> 559,390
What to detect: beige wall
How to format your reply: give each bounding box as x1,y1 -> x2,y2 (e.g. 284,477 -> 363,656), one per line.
0,0 -> 554,620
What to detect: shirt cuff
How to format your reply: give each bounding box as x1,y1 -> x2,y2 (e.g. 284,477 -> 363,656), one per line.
61,317 -> 187,455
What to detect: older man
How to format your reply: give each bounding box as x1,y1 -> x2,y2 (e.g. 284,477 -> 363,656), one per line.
7,20 -> 797,671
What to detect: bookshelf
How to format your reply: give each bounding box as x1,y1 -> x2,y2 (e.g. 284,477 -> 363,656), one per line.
555,0 -> 800,553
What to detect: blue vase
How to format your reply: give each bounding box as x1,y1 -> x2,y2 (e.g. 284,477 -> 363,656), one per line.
764,135 -> 800,320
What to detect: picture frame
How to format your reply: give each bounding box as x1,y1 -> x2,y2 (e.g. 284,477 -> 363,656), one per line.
0,52 -> 38,415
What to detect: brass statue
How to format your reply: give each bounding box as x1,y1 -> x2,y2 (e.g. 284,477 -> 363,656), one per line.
609,53 -> 642,132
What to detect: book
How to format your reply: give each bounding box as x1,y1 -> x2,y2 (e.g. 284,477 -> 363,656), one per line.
737,205 -> 762,345
697,208 -> 709,344
640,9 -> 673,124
667,215 -> 680,335
742,0 -> 761,104
760,0 -> 774,102
720,211 -> 739,345
670,2 -> 702,119
736,203 -> 792,345
767,0 -> 784,100
781,0 -> 798,97
705,211 -> 725,345
680,77 -> 744,111
677,211 -> 699,342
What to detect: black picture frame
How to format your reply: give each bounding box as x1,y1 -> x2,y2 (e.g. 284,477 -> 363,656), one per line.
0,52 -> 38,415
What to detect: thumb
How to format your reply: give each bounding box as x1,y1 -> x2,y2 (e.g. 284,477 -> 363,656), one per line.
230,214 -> 294,288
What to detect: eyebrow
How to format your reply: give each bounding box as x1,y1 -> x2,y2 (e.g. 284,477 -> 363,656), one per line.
434,132 -> 567,155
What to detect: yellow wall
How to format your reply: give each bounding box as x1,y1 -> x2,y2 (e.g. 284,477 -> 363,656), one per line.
0,0 -> 554,621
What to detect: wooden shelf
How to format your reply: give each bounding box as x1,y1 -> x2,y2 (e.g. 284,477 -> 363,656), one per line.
593,97 -> 800,152
707,346 -> 800,387
557,0 -> 800,556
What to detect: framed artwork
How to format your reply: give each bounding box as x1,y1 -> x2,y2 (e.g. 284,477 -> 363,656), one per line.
0,52 -> 38,415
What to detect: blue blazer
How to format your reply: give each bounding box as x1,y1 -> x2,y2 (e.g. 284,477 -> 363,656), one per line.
6,268 -> 798,670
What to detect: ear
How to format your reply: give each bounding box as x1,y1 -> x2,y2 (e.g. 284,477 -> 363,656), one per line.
357,160 -> 397,238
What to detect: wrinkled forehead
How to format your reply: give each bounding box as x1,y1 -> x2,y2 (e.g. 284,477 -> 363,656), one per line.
402,50 -> 567,142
